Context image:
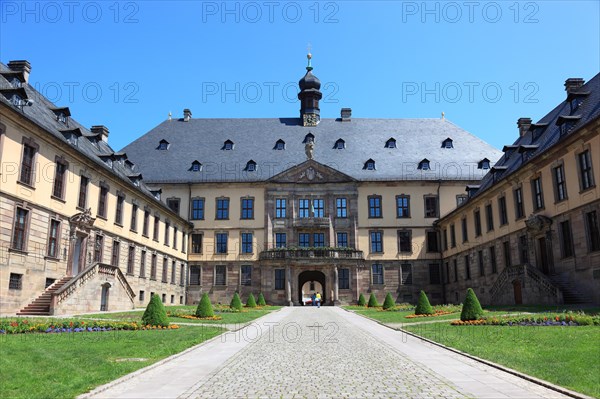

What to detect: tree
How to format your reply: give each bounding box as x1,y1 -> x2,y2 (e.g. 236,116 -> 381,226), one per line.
461,288 -> 485,321
357,293 -> 366,306
367,293 -> 379,308
246,293 -> 257,308
196,293 -> 215,318
414,291 -> 434,315
382,292 -> 396,310
230,292 -> 243,311
257,292 -> 267,306
141,294 -> 169,327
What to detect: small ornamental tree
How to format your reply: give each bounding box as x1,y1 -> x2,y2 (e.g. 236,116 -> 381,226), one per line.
257,292 -> 267,306
246,293 -> 257,308
196,293 -> 215,318
357,293 -> 367,306
230,292 -> 243,311
414,291 -> 434,315
382,292 -> 396,310
142,294 -> 169,327
461,288 -> 485,321
367,293 -> 379,308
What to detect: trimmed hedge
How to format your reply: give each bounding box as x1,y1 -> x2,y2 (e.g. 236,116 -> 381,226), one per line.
230,292 -> 243,311
367,293 -> 379,308
357,293 -> 366,306
257,292 -> 267,306
382,293 -> 396,310
460,288 -> 484,321
414,291 -> 434,315
141,294 -> 170,327
196,293 -> 215,318
246,293 -> 257,308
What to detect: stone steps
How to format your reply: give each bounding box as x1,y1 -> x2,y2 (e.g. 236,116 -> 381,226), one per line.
17,277 -> 72,316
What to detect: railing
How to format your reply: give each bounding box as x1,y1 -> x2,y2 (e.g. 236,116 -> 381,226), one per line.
292,217 -> 331,228
260,248 -> 364,260
490,264 -> 560,302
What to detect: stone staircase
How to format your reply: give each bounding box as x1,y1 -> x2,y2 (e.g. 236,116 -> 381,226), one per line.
17,277 -> 72,316
549,273 -> 590,304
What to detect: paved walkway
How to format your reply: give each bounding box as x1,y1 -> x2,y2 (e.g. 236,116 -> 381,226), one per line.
83,307 -> 571,399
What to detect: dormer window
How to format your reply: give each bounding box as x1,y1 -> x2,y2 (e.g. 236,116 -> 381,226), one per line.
150,189 -> 162,200
157,139 -> 169,150
274,139 -> 286,150
385,138 -> 396,148
567,91 -> 590,114
478,158 -> 491,170
223,139 -> 234,150
10,76 -> 22,88
51,107 -> 71,126
190,161 -> 202,172
10,93 -> 22,107
100,155 -> 113,168
245,160 -> 257,172
334,138 -> 345,149
442,138 -> 453,149
303,133 -> 315,143
556,115 -> 581,137
418,159 -> 430,170
363,159 -> 376,170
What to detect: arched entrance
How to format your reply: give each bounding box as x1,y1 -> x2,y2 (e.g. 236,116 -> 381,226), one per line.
100,283 -> 111,311
298,270 -> 326,305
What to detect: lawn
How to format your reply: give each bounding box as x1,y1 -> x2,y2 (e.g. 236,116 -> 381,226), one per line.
343,306 -> 512,324
0,325 -> 222,399
404,323 -> 600,398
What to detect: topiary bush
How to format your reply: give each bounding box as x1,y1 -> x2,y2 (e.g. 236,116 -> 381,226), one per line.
141,294 -> 169,327
230,292 -> 243,311
357,293 -> 366,306
246,293 -> 257,308
460,288 -> 485,321
367,293 -> 379,308
196,293 -> 215,318
257,292 -> 267,306
414,291 -> 434,315
382,292 -> 396,310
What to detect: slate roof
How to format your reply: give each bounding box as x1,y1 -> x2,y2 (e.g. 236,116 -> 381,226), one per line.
122,117 -> 502,183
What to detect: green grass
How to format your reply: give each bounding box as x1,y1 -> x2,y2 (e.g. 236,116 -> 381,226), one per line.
484,304 -> 600,315
343,307 -> 510,324
0,325 -> 222,399
404,323 -> 600,398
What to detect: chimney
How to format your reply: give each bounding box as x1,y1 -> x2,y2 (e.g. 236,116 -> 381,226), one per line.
340,108 -> 351,122
7,60 -> 32,83
91,125 -> 109,143
564,78 -> 585,93
183,108 -> 192,122
517,117 -> 532,137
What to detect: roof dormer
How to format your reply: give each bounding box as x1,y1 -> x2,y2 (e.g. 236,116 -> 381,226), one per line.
245,160 -> 257,172
334,138 -> 345,149
274,139 -> 286,150
50,107 -> 71,126
303,133 -> 315,143
223,139 -> 234,150
363,159 -> 376,170
441,138 -> 453,149
157,139 -> 170,150
477,158 -> 491,170
190,160 -> 202,172
385,138 -> 396,148
418,159 -> 430,170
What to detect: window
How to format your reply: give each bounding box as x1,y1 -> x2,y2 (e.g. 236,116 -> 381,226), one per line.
427,231 -> 439,252
457,195 -> 468,207
167,198 -> 180,214
338,268 -> 350,289
444,262 -> 450,284
385,138 -> 396,148
518,235 -> 529,264
586,211 -> 600,252
153,215 -> 160,241
143,209 -> 150,236
216,198 -> 229,220
419,159 -> 430,170
140,250 -> 146,278
241,265 -> 252,286
364,159 -> 376,170
110,241 -> 120,267
19,143 -> 37,185
335,138 -> 345,149
115,195 -> 124,225
531,177 -> 544,211
303,133 -> 315,143
274,269 -> 285,290
485,204 -> 494,231
464,255 -> 471,280
337,232 -> 348,248
368,196 -> 382,218
127,246 -> 135,274
216,233 -> 228,254
490,246 -> 497,274
191,161 -> 202,172
275,233 -> 287,248
241,232 -> 253,254
182,233 -> 187,253
478,250 -> 485,276
299,233 -> 310,247
215,265 -> 226,285
442,229 -> 448,251
442,138 -> 453,149
560,220 -> 574,258
453,259 -> 458,282
313,233 -> 325,247
52,159 -> 68,199
157,139 -> 169,150
313,199 -> 324,217
429,264 -> 441,284
450,224 -> 456,248
47,220 -> 60,258
498,197 -> 508,226
12,207 -> 30,251
401,264 -> 412,285
173,227 -> 178,250
150,254 -> 157,280
171,260 -> 176,284
191,198 -> 205,220
223,140 -> 234,150
553,165 -> 568,202
578,150 -> 595,190
336,198 -> 347,218
245,160 -> 256,172
180,264 -> 185,286
275,198 -> 286,218
503,240 -> 511,267
77,176 -> 89,209
396,195 -> 410,218
9,273 -> 22,290
398,230 -> 412,253
370,231 -> 383,253
274,139 -> 285,150
371,264 -> 384,285
130,203 -> 138,231
139,291 -> 145,302
94,235 -> 103,262
97,184 -> 109,218
164,221 -> 170,246
514,187 -> 525,219
299,199 -> 310,218
461,218 -> 468,243
474,210 -> 482,237
424,196 -> 438,218
478,158 -> 491,169
190,265 -> 201,285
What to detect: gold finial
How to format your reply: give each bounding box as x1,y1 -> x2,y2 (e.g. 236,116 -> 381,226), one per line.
441,111 -> 445,120
168,111 -> 172,121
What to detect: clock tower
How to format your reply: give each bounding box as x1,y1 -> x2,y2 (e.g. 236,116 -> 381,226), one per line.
298,53 -> 322,127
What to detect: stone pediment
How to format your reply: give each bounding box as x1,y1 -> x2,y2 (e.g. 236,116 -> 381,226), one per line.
268,160 -> 356,184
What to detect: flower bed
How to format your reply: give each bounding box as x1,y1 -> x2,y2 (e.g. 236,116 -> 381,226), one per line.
0,318 -> 179,334
175,314 -> 223,321
405,310 -> 456,318
451,313 -> 600,326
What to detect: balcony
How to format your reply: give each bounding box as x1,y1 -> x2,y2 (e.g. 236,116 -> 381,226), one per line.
292,217 -> 330,228
260,248 -> 364,260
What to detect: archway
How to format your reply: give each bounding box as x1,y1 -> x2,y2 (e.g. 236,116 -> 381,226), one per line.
512,279 -> 523,305
100,283 -> 111,311
298,270 -> 326,305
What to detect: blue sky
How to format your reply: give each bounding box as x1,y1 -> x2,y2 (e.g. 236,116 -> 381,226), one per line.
1,1 -> 598,151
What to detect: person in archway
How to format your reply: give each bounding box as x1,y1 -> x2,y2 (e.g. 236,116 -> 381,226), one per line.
311,292 -> 316,306
316,292 -> 321,308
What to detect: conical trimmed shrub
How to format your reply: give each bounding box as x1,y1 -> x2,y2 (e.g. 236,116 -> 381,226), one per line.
414,291 -> 434,315
357,293 -> 366,306
230,292 -> 243,311
196,293 -> 215,318
367,293 -> 379,308
461,288 -> 485,321
246,293 -> 257,308
141,294 -> 169,327
257,292 -> 267,306
382,292 -> 395,310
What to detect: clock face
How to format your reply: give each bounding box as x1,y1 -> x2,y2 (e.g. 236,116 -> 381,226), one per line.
303,113 -> 318,127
